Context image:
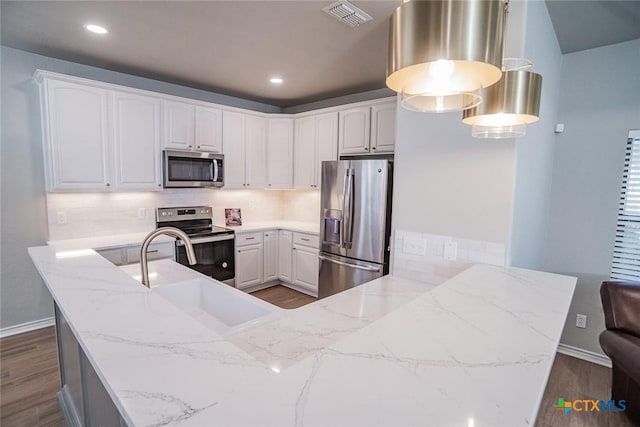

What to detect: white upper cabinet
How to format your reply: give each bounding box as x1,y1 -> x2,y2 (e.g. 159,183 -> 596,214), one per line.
266,118 -> 294,189
223,111 -> 266,188
337,100 -> 396,156
164,100 -> 195,150
294,112 -> 338,190
112,92 -> 162,191
43,79 -> 111,191
222,111 -> 246,188
339,106 -> 371,155
195,106 -> 223,152
370,101 -> 397,153
165,101 -> 222,153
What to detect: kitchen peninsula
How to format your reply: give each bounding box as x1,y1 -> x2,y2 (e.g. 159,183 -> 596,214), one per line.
29,240 -> 575,427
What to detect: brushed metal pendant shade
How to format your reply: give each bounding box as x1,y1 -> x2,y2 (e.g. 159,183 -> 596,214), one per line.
386,0 -> 506,113
462,70 -> 543,138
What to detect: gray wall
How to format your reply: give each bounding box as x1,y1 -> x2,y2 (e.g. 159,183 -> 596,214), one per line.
509,0 -> 563,268
0,46 -> 280,330
543,39 -> 640,354
391,103 -> 516,245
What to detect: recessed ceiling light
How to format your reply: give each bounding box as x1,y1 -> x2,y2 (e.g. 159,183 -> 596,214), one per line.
84,24 -> 108,34
270,77 -> 283,84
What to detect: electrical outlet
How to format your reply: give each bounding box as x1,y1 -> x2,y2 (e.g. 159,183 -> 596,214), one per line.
576,314 -> 587,329
444,241 -> 458,261
137,208 -> 146,219
402,236 -> 426,256
56,212 -> 67,225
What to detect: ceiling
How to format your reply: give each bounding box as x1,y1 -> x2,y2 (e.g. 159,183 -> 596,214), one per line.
2,1 -> 639,108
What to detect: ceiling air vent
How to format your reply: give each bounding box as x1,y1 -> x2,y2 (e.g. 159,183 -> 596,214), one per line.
322,0 -> 373,27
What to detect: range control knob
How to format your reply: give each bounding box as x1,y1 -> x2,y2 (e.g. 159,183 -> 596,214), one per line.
161,212 -> 166,216
222,262 -> 228,269
201,210 -> 205,214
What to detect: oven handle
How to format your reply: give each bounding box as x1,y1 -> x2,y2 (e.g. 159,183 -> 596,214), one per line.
176,234 -> 234,246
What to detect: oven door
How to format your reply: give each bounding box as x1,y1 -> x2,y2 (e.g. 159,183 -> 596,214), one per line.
176,234 -> 235,286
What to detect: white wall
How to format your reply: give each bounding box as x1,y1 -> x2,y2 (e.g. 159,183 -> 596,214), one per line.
0,46 -> 281,330
509,0 -> 563,268
543,39 -> 640,355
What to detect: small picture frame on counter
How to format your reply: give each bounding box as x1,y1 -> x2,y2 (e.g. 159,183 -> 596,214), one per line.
225,208 -> 242,226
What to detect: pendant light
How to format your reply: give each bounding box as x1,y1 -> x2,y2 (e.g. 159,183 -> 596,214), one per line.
460,0 -> 543,139
462,68 -> 542,138
386,0 -> 506,113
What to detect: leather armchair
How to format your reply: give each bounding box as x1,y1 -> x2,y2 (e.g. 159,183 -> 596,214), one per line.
599,280 -> 640,424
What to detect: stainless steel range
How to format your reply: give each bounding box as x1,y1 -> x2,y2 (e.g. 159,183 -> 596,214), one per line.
156,206 -> 235,286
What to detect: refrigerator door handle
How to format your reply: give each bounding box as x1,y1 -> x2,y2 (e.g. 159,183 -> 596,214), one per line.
318,255 -> 381,272
340,168 -> 349,248
343,169 -> 355,248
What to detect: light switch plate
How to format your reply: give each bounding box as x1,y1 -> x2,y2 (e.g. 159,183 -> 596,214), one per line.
56,211 -> 67,225
444,241 -> 458,261
402,236 -> 426,256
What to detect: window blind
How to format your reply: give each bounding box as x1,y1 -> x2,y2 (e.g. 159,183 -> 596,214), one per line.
612,130 -> 640,280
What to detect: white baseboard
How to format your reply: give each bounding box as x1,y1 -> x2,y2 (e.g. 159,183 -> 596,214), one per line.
0,317 -> 55,338
557,343 -> 612,368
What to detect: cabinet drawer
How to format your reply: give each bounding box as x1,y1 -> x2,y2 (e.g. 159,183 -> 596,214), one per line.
293,232 -> 319,248
126,242 -> 174,264
236,232 -> 263,246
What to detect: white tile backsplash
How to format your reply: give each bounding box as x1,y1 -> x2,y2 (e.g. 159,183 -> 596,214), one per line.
392,229 -> 506,285
281,190 -> 320,223
47,189 -> 287,240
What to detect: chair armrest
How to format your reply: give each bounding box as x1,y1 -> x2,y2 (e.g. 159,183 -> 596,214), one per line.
601,280 -> 640,337
600,330 -> 640,383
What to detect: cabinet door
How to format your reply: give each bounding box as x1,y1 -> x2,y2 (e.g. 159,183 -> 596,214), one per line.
222,111 -> 246,188
292,245 -> 319,291
45,80 -> 111,191
236,243 -> 263,290
263,231 -> 278,283
339,107 -> 371,155
315,112 -> 339,189
294,116 -> 317,189
370,101 -> 396,153
266,118 -> 294,189
112,92 -> 162,191
278,230 -> 293,283
164,100 -> 195,150
195,106 -> 223,152
245,115 -> 267,188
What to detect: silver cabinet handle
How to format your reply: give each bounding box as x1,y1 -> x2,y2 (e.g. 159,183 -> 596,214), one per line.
245,237 -> 255,240
147,250 -> 159,254
301,238 -> 310,242
318,255 -> 380,272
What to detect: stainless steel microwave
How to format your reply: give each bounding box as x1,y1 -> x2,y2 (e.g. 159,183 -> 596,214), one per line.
163,150 -> 224,188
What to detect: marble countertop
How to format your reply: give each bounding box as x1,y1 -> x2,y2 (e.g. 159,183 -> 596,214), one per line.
28,245 -> 575,427
47,221 -> 319,251
215,221 -> 319,235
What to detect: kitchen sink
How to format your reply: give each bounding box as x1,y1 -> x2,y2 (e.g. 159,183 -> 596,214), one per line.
153,278 -> 276,334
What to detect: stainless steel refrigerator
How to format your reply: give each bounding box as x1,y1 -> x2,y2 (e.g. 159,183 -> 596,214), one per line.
318,159 -> 393,298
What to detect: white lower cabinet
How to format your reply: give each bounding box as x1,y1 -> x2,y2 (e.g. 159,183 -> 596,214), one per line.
234,229 -> 319,295
235,232 -> 264,290
278,230 -> 292,282
263,230 -> 278,283
292,233 -> 319,292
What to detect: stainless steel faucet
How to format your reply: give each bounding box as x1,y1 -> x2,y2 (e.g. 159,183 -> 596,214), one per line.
140,227 -> 196,287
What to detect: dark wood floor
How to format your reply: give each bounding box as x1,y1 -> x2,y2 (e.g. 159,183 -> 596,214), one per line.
250,284 -> 317,309
0,327 -> 65,427
1,287 -> 636,427
535,353 -> 636,427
